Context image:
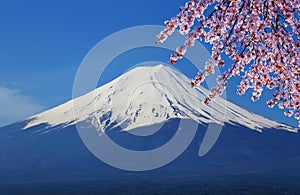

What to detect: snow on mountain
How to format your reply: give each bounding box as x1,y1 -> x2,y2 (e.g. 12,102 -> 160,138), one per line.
23,64 -> 297,133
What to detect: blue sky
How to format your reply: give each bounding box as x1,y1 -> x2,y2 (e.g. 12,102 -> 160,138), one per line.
0,0 -> 298,128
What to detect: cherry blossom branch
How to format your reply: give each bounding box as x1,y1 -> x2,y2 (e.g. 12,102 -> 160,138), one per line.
156,0 -> 300,126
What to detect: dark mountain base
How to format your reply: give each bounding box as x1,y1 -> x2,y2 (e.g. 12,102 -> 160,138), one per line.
1,174 -> 300,194
1,119 -> 300,194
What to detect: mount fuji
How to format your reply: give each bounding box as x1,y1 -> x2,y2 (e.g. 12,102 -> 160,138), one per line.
22,64 -> 295,133
1,64 -> 300,193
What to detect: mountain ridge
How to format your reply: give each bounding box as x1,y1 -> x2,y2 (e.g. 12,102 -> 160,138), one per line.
20,64 -> 297,133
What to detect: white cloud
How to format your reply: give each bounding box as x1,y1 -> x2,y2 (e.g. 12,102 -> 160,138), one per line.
0,87 -> 43,127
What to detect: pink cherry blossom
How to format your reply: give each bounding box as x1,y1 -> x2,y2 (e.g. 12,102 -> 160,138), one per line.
156,0 -> 300,127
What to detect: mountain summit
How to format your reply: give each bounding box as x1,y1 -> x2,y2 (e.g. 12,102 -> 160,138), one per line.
23,64 -> 296,133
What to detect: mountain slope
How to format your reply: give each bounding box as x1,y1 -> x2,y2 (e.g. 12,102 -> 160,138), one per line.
23,64 -> 296,133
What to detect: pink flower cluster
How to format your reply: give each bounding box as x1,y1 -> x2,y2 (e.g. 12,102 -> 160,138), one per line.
156,0 -> 300,126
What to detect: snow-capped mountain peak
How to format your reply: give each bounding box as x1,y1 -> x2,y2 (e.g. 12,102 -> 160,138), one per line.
23,64 -> 297,132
